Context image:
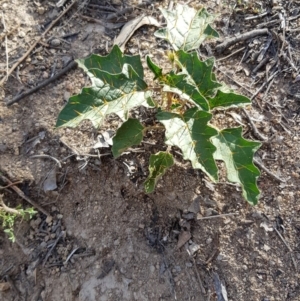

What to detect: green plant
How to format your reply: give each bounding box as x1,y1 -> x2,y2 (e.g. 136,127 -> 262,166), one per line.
0,194 -> 37,242
56,4 -> 261,205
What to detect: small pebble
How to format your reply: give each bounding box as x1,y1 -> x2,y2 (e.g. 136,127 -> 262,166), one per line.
37,7 -> 45,15
50,38 -> 61,47
150,265 -> 155,273
18,31 -> 25,38
185,262 -> 193,268
46,216 -> 53,224
64,91 -> 70,102
42,71 -> 49,79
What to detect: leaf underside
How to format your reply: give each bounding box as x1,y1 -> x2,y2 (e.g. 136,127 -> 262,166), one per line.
211,127 -> 261,205
144,151 -> 174,193
154,4 -> 219,52
112,118 -> 144,158
157,108 -> 218,181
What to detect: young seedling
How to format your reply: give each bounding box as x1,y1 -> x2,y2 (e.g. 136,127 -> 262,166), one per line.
56,4 -> 261,205
0,194 -> 36,242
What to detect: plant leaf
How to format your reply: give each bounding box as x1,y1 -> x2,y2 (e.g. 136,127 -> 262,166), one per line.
77,45 -> 144,82
154,4 -> 218,51
112,118 -> 144,157
162,71 -> 210,111
211,127 -> 261,205
56,63 -> 153,128
157,108 -> 218,181
151,51 -> 221,111
144,152 -> 174,193
146,56 -> 163,80
175,51 -> 221,99
208,90 -> 251,110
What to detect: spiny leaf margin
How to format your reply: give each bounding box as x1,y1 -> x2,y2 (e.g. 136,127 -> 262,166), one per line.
157,108 -> 219,181
211,127 -> 261,205
144,151 -> 174,193
154,4 -> 219,52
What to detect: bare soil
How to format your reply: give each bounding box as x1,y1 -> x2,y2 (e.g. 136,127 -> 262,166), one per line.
1,1 -> 300,301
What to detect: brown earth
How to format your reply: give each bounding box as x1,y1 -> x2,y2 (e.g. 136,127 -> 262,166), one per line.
1,1 -> 300,300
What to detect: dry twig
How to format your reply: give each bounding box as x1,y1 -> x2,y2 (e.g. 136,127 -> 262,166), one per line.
215,28 -> 269,53
0,0 -> 77,86
197,213 -> 237,220
6,60 -> 77,106
30,155 -> 62,168
0,194 -> 21,215
1,13 -> 9,82
43,231 -> 64,266
273,224 -> 297,271
253,158 -> 286,183
0,173 -> 50,216
242,108 -> 267,141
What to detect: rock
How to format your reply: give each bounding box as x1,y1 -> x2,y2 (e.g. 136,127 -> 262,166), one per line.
50,38 -> 61,47
150,265 -> 155,273
37,6 -> 45,15
185,262 -> 193,268
187,196 -> 200,213
188,242 -> 200,255
46,215 -> 53,224
18,31 -> 25,38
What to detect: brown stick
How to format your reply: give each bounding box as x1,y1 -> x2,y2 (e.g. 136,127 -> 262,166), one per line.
0,173 -> 50,216
6,60 -> 77,106
0,0 -> 77,86
0,194 -> 21,215
215,28 -> 269,53
0,181 -> 22,190
241,108 -> 267,141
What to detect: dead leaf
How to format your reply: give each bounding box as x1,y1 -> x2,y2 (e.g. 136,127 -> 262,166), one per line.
177,230 -> 191,249
114,15 -> 160,51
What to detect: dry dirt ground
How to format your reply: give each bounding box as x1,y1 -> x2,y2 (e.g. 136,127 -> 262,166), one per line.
1,0 -> 300,300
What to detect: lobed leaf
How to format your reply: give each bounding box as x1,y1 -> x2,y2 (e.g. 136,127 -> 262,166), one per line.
154,4 -> 218,51
144,152 -> 174,193
208,90 -> 251,110
112,118 -> 144,158
157,108 -> 218,181
77,45 -> 144,82
56,53 -> 153,128
211,127 -> 261,205
175,51 -> 221,99
162,71 -> 210,111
